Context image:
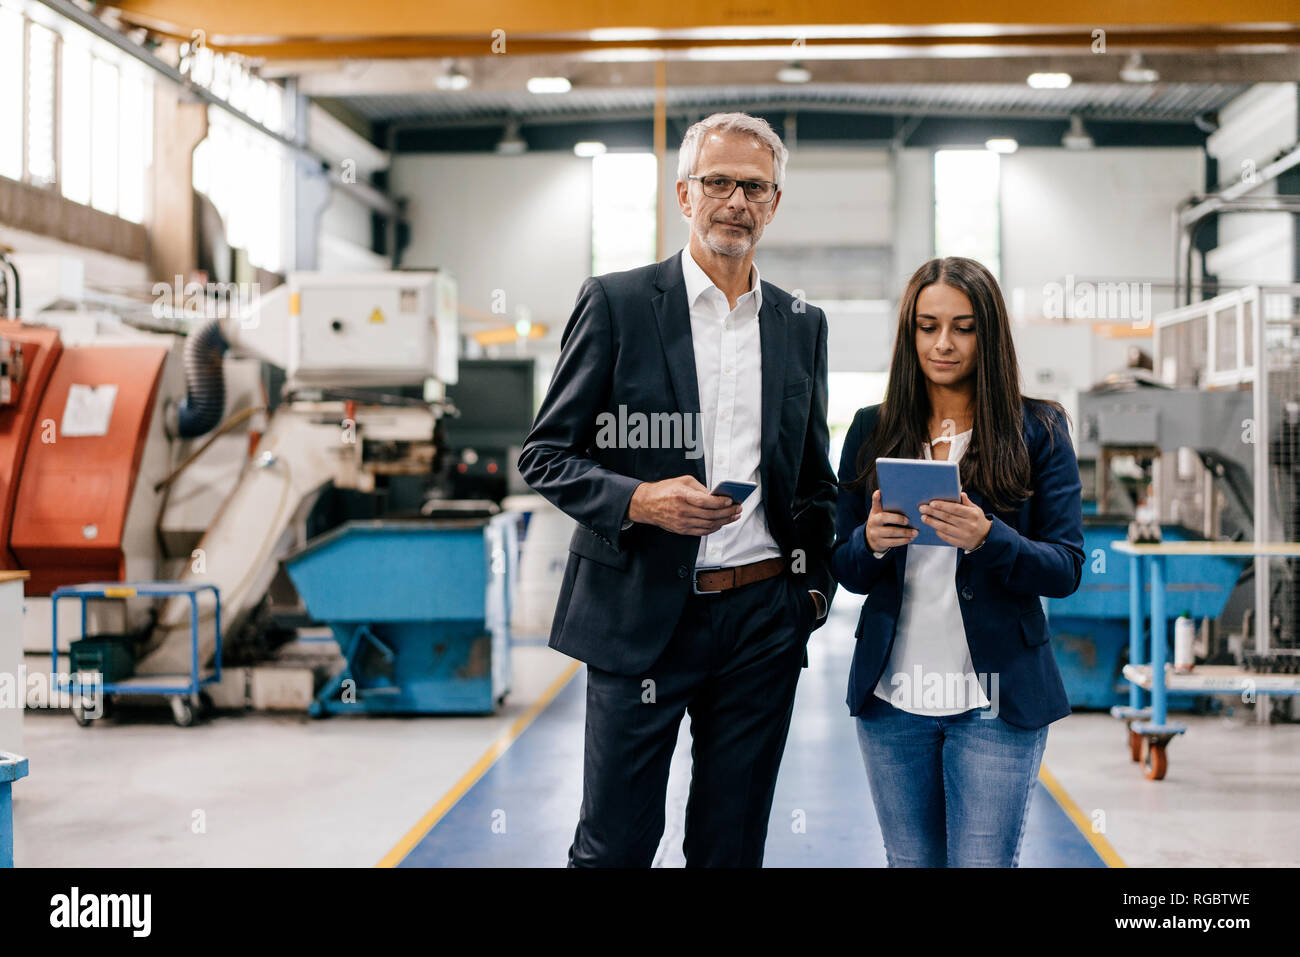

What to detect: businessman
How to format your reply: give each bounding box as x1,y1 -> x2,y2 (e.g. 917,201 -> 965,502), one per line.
518,112 -> 837,867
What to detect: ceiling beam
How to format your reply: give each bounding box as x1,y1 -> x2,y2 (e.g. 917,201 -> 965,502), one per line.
149,29 -> 1300,62
99,0 -> 1300,39
283,51 -> 1300,97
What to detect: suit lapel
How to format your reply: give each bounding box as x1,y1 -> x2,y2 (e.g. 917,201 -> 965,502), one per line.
758,291 -> 787,495
651,254 -> 705,483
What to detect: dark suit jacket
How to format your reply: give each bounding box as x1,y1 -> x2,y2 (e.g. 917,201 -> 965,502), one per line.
831,400 -> 1084,729
517,251 -> 838,675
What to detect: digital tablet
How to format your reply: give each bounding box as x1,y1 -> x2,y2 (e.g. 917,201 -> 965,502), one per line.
876,457 -> 962,548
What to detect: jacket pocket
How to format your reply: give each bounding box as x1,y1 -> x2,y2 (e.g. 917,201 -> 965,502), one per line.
568,524 -> 631,571
1019,608 -> 1050,647
784,375 -> 810,398
855,604 -> 895,641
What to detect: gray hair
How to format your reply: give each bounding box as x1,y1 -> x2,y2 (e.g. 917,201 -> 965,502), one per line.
677,112 -> 788,188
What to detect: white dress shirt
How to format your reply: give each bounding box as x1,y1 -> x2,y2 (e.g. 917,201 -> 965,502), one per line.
873,428 -> 990,715
680,246 -> 782,570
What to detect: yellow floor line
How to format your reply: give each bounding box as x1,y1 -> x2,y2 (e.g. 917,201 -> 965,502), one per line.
1038,763 -> 1127,868
376,660 -> 582,868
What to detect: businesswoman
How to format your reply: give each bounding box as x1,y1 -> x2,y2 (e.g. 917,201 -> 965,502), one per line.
831,256 -> 1084,868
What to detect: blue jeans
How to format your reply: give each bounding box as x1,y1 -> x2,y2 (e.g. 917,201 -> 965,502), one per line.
855,694 -> 1049,867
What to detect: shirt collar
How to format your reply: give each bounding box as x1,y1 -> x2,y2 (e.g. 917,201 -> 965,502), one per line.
680,246 -> 762,314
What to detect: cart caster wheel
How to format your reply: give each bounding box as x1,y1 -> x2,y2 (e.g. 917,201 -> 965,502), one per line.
1128,727 -> 1143,762
170,696 -> 198,727
1143,740 -> 1168,780
71,702 -> 92,727
198,691 -> 215,718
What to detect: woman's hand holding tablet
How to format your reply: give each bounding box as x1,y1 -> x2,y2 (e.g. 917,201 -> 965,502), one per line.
919,492 -> 993,551
865,488 -> 919,552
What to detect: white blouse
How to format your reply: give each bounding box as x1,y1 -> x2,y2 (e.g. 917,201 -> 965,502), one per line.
872,428 -> 990,715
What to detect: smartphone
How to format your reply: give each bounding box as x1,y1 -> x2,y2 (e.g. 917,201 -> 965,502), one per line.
711,480 -> 757,504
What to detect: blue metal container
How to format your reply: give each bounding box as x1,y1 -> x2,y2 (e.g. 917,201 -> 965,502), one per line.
285,517 -> 517,716
1046,522 -> 1248,709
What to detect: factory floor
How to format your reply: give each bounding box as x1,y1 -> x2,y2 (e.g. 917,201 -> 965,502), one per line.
11,601 -> 1300,867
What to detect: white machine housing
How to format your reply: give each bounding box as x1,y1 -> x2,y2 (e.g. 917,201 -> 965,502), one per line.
232,271 -> 458,388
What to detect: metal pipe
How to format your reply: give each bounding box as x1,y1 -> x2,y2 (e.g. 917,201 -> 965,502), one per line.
1173,192 -> 1300,306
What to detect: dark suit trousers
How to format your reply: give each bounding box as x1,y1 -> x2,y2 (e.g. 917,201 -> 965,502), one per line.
568,572 -> 811,867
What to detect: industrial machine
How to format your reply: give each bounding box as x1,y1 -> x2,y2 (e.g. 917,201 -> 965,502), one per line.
0,262 -> 517,723
1054,284 -> 1300,718
1052,374 -> 1257,709
442,358 -> 535,502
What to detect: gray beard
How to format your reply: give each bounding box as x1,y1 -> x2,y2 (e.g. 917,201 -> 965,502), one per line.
695,219 -> 757,258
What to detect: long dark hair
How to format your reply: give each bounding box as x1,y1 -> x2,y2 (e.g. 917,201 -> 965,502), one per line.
846,256 -> 1069,513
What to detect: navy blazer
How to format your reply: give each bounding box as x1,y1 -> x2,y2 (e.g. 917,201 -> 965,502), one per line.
831,400 -> 1084,730
518,252 -> 838,676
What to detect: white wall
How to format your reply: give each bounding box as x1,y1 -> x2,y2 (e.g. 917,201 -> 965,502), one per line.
391,152 -> 593,347
1000,146 -> 1204,322
317,190 -> 385,272
893,147 -> 936,293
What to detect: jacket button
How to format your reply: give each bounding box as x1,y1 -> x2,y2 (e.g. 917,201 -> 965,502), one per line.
677,566 -> 688,579
961,586 -> 974,601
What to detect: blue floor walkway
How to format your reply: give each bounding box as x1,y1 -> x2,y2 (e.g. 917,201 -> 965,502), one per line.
396,609 -> 1111,868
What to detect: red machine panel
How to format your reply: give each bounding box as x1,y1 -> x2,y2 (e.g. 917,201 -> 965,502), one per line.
10,344 -> 168,594
0,321 -> 63,571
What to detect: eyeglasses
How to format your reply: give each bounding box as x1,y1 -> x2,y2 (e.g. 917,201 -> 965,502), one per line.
687,174 -> 779,204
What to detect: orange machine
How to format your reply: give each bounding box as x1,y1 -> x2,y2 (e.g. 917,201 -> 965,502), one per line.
7,342 -> 170,595
0,321 -> 63,572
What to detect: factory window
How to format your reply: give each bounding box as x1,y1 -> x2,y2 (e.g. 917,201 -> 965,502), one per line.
591,152 -> 657,275
25,22 -> 57,187
186,41 -> 290,271
118,69 -> 151,224
0,7 -> 153,221
91,57 -> 120,215
192,108 -> 286,272
933,149 -> 1001,281
0,6 -> 24,182
59,38 -> 92,205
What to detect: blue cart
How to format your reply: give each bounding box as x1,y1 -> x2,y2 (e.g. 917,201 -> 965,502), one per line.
1111,541 -> 1300,779
50,582 -> 222,727
0,751 -> 27,868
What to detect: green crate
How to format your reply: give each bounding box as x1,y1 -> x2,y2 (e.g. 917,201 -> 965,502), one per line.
68,635 -> 136,684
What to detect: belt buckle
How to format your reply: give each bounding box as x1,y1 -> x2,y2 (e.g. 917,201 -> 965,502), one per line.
692,565 -> 725,595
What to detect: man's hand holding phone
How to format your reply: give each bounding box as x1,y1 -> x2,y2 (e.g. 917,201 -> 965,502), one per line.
628,476 -> 743,536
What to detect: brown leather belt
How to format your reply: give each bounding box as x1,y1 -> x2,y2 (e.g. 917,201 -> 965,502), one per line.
693,557 -> 785,595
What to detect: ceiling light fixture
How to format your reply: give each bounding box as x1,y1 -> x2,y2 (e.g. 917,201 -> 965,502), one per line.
527,76 -> 571,94
435,63 -> 470,91
1027,72 -> 1072,89
1062,115 -> 1094,149
496,119 -> 527,155
777,62 -> 812,83
1120,52 -> 1159,83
